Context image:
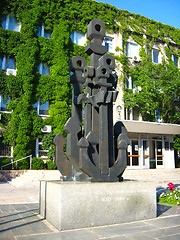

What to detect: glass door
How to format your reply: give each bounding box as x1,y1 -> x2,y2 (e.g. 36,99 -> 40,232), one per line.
143,140 -> 149,169
127,140 -> 140,168
156,140 -> 164,168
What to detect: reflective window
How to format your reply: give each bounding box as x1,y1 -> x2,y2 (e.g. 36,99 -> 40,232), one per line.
37,25 -> 51,38
0,57 -> 15,70
0,96 -> 11,112
33,99 -> 49,116
152,49 -> 159,63
38,63 -> 49,75
8,58 -> 15,69
70,31 -> 86,46
103,37 -> 114,53
126,43 -> 139,59
173,55 -> 178,67
39,101 -> 49,115
1,15 -> 21,32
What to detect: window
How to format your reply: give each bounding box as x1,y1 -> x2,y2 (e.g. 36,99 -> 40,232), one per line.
0,96 -> 11,112
33,99 -> 49,116
152,49 -> 159,63
38,63 -> 49,75
0,56 -> 16,70
172,55 -> 178,67
37,25 -> 51,38
1,15 -> 21,32
103,37 -> 114,53
125,75 -> 135,89
70,31 -> 86,46
0,56 -> 16,75
126,42 -> 139,59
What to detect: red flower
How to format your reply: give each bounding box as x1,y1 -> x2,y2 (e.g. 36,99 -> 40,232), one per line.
167,182 -> 175,191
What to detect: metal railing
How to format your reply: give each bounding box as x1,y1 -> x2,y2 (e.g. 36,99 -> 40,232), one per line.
1,155 -> 32,170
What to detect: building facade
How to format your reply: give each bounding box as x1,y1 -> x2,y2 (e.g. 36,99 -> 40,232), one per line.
0,0 -> 179,169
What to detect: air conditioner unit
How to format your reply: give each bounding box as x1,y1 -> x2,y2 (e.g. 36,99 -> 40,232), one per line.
6,68 -> 17,76
133,56 -> 139,62
41,125 -> 52,133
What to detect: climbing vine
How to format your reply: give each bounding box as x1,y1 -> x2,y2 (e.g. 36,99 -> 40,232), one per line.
0,0 -> 179,160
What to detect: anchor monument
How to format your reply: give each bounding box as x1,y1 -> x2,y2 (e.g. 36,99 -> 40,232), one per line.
53,19 -> 129,182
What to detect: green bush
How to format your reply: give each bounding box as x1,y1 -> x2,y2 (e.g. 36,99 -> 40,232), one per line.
16,159 -> 30,170
46,160 -> 57,170
0,158 -> 12,170
31,158 -> 45,170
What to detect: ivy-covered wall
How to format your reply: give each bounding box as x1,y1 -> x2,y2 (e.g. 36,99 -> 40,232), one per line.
0,0 -> 180,160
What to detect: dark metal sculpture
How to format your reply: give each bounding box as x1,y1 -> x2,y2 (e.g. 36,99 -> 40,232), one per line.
53,19 -> 129,182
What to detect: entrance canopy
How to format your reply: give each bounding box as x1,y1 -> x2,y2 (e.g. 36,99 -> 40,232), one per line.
121,120 -> 180,135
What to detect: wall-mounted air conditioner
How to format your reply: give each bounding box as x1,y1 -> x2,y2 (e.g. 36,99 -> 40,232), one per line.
41,125 -> 52,133
133,56 -> 139,62
6,68 -> 17,76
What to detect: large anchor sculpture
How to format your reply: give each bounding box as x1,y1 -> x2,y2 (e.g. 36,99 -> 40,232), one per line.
53,19 -> 129,182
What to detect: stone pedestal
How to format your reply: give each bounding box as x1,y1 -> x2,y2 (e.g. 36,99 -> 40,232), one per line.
39,181 -> 156,231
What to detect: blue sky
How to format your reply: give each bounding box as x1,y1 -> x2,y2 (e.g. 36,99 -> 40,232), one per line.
95,0 -> 180,29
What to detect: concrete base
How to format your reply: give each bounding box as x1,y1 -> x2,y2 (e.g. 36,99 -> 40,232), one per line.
39,181 -> 157,231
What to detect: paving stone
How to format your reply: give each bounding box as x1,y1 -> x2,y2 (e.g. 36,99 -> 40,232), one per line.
157,204 -> 180,217
90,222 -> 155,238
145,215 -> 180,228
120,232 -> 156,240
11,223 -> 34,236
99,237 -> 130,240
0,205 -> 16,213
145,226 -> 180,238
16,230 -> 99,240
0,230 -> 15,240
157,233 -> 180,240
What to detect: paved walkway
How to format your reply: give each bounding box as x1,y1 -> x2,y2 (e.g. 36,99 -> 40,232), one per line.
0,203 -> 180,240
0,169 -> 180,239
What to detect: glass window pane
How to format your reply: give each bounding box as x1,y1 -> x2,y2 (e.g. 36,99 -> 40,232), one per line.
1,18 -> 6,29
42,63 -> 49,75
1,96 -> 10,111
173,56 -> 178,67
37,26 -> 42,36
0,58 -> 2,69
9,17 -> 20,31
8,58 -> 15,69
70,32 -> 74,42
152,49 -> 159,63
39,101 -> 49,115
2,57 -> 7,70
44,30 -> 51,39
129,43 -> 138,58
76,32 -> 86,46
103,37 -> 113,52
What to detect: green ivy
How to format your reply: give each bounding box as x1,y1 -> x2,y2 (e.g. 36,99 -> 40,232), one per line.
0,0 -> 180,160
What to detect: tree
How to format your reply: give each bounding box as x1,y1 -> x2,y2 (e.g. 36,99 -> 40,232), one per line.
123,49 -> 180,124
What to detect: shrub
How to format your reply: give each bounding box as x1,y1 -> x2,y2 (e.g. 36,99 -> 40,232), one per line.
0,158 -> 12,170
46,160 -> 57,170
16,159 -> 30,170
31,158 -> 45,170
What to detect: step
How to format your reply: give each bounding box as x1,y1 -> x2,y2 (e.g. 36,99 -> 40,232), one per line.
9,170 -> 61,188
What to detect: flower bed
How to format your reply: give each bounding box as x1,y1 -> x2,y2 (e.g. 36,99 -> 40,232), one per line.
158,182 -> 180,205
